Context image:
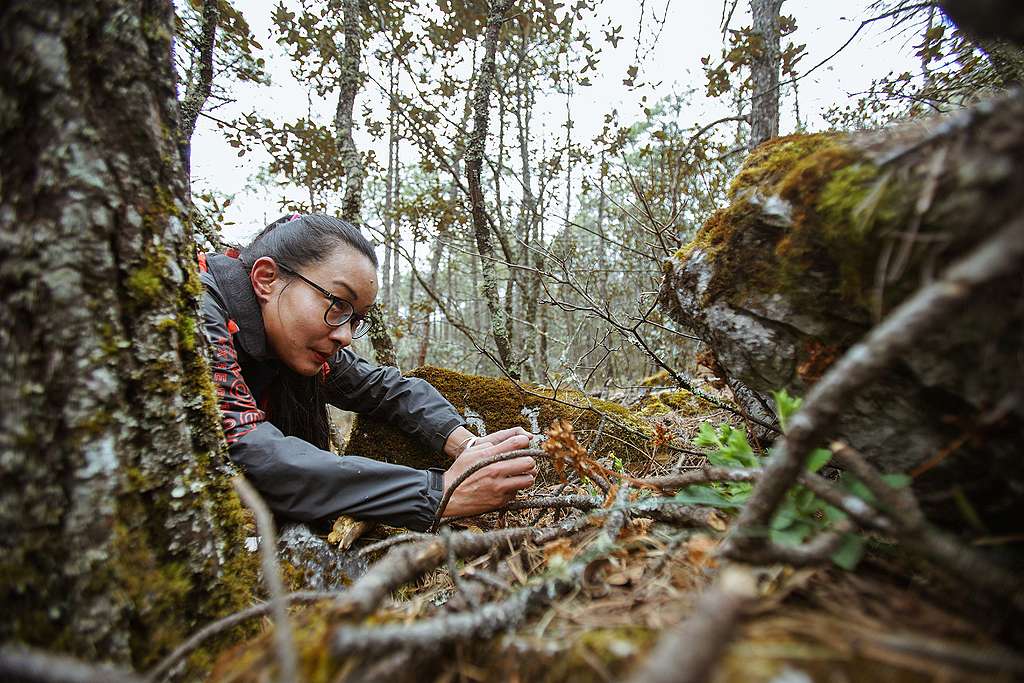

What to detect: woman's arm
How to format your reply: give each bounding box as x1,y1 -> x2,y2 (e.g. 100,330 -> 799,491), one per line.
324,350 -> 468,454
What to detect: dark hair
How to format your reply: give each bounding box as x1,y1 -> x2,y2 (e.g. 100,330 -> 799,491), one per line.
241,213 -> 378,271
243,213 -> 377,451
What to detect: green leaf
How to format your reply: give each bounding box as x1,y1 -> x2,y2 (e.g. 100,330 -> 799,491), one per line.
805,448 -> 832,473
770,522 -> 809,547
880,473 -> 911,489
694,422 -> 721,449
772,389 -> 802,431
673,485 -> 743,509
830,534 -> 866,570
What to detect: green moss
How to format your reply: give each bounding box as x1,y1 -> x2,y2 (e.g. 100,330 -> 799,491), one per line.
125,244 -> 170,307
674,132 -> 918,318
728,133 -> 841,199
636,390 -> 714,418
345,366 -> 653,472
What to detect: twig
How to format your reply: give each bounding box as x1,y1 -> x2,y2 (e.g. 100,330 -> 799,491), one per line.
625,565 -> 759,683
232,477 -> 299,683
442,527 -> 478,609
357,532 -> 435,558
0,645 -> 144,683
637,464 -> 760,490
830,443 -> 1024,612
331,483 -> 632,657
431,448 -> 547,530
147,593 -> 344,682
724,214 -> 1024,559
333,520 -> 588,620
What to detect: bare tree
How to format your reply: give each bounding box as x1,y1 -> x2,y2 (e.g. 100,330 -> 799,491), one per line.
749,0 -> 785,148
466,0 -> 518,376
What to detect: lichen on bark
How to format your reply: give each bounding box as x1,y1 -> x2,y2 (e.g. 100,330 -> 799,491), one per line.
0,0 -> 259,672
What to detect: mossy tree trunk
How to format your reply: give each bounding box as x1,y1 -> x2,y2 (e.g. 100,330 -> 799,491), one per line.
0,0 -> 257,670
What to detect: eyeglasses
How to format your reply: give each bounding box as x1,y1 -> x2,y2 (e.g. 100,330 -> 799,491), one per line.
276,263 -> 372,339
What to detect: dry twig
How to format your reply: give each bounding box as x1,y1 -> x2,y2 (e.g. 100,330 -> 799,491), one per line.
0,645 -> 144,683
231,477 -> 299,683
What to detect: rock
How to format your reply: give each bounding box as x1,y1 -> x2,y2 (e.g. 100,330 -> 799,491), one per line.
345,366 -> 654,472
277,523 -> 367,591
659,97 -> 1024,529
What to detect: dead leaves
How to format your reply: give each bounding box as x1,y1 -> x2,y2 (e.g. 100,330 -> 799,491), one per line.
327,516 -> 371,550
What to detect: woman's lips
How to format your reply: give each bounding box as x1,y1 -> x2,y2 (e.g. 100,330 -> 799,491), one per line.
312,349 -> 330,364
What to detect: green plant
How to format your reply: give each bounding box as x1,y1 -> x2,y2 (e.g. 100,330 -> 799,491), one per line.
674,389 -> 909,570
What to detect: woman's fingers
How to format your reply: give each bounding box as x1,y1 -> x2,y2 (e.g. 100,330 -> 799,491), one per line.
499,473 -> 536,494
478,427 -> 531,445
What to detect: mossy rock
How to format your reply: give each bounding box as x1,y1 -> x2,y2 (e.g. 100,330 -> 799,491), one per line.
345,366 -> 653,471
660,97 -> 1024,530
635,390 -> 717,418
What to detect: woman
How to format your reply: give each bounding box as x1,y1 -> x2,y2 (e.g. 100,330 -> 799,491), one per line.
199,213 -> 536,532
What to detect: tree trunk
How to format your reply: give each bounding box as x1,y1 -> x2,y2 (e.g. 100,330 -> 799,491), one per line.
0,0 -> 257,669
466,0 -> 517,377
177,0 -> 219,175
335,0 -> 364,223
333,0 -> 397,367
748,0 -> 784,149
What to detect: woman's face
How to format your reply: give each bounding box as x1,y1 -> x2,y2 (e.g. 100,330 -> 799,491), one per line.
252,244 -> 378,376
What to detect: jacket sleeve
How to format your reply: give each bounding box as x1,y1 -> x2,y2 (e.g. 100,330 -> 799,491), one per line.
324,349 -> 467,454
199,274 -> 444,531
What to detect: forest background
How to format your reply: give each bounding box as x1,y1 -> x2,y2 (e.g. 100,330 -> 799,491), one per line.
2,0 -> 1022,680
180,0 -> 988,388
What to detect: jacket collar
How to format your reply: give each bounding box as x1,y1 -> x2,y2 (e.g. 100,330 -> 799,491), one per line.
206,252 -> 273,360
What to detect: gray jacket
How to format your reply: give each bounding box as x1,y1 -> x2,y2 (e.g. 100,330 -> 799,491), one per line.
199,251 -> 465,531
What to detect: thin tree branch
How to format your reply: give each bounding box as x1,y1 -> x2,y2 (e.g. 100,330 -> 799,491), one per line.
232,477 -> 299,683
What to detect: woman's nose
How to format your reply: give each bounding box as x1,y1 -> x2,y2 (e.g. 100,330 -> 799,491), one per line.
328,321 -> 353,348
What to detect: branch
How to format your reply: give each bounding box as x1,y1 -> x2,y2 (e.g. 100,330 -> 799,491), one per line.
625,565 -> 759,683
231,477 -> 299,683
178,0 -> 219,145
0,645 -> 144,683
724,214 -> 1024,557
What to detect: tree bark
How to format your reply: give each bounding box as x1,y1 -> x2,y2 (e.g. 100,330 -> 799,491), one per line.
333,0 -> 397,367
748,0 -> 784,149
177,0 -> 219,174
335,0 -> 364,223
0,0 -> 257,669
466,0 -> 517,377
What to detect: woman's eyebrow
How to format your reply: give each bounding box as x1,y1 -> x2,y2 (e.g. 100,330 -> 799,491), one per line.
331,280 -> 358,301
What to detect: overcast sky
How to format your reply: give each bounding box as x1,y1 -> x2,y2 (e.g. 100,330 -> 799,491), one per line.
190,0 -> 923,244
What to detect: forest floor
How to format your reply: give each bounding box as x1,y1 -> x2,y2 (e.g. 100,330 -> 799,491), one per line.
210,384 -> 1024,683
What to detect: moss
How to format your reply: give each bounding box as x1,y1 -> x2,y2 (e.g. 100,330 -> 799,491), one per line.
728,133 -> 841,199
636,390 -> 715,418
345,366 -> 653,472
674,132 -> 919,319
125,247 -> 169,306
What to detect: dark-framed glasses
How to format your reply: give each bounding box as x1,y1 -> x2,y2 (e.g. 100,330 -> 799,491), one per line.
276,263 -> 372,339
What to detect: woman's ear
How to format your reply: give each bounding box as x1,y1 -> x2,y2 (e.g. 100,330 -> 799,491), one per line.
250,256 -> 280,304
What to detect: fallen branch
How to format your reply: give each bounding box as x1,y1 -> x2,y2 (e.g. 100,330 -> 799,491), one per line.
724,214 -> 1024,558
0,645 -> 144,683
334,517 -> 590,620
231,477 -> 299,683
830,442 -> 1024,612
330,472 -> 633,657
147,592 -> 345,682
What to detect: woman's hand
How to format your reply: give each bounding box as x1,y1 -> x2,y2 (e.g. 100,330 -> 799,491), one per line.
440,433 -> 536,518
